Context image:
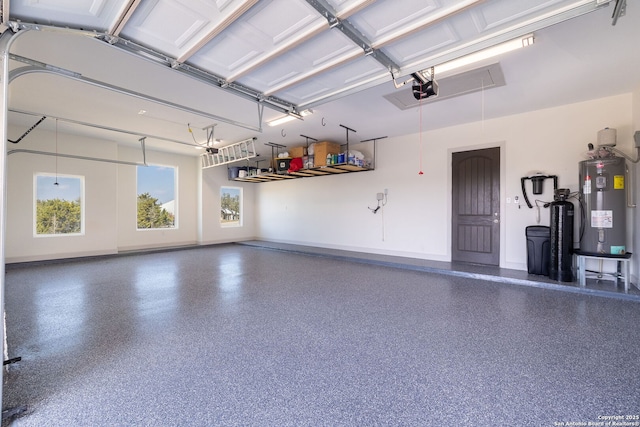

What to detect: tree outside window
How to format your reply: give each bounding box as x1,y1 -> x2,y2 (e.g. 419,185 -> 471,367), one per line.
35,174 -> 84,236
220,187 -> 242,227
137,165 -> 176,229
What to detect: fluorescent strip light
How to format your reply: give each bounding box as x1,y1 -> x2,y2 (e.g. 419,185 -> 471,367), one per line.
266,109 -> 313,127
435,34 -> 534,75
267,115 -> 297,127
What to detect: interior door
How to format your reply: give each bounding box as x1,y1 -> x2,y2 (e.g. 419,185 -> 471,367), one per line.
452,147 -> 500,265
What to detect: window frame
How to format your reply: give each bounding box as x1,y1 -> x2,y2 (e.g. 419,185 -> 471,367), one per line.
136,164 -> 178,231
220,186 -> 243,228
33,173 -> 85,237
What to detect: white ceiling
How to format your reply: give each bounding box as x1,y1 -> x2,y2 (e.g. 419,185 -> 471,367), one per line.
2,0 -> 638,157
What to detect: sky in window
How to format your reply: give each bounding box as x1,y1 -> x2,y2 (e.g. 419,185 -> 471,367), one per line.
137,165 -> 175,204
220,187 -> 240,198
37,176 -> 81,201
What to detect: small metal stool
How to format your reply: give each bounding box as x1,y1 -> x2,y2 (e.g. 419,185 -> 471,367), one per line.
574,250 -> 632,292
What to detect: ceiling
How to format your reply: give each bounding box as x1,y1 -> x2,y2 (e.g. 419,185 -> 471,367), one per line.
2,0 -> 638,158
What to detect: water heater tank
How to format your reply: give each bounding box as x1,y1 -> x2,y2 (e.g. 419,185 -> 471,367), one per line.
578,156 -> 627,255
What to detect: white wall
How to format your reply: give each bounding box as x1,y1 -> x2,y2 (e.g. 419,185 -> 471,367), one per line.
115,145 -> 199,252
5,127 -> 258,263
6,93 -> 638,273
199,164 -> 257,244
6,129 -> 119,262
256,94 -> 636,271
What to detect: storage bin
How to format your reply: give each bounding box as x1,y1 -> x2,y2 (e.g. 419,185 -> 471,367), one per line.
313,141 -> 340,167
275,157 -> 291,172
228,166 -> 247,179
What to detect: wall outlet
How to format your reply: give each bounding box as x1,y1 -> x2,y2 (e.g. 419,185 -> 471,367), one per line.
376,192 -> 384,201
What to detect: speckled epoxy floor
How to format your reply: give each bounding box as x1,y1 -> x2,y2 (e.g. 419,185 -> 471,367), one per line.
3,244 -> 640,426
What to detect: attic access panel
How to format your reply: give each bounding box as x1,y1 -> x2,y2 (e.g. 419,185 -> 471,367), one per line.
383,62 -> 506,110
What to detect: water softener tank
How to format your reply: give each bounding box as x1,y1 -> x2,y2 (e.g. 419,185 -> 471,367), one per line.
578,156 -> 627,255
549,189 -> 574,282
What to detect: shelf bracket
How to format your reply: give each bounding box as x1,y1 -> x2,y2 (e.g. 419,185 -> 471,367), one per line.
139,137 -> 147,166
360,135 -> 386,170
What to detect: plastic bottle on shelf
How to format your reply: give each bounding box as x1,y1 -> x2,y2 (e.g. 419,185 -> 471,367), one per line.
326,153 -> 332,165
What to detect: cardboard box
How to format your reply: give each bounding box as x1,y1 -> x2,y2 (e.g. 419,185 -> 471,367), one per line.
289,146 -> 307,158
313,141 -> 341,167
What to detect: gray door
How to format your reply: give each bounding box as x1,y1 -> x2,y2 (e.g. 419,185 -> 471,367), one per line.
452,147 -> 500,265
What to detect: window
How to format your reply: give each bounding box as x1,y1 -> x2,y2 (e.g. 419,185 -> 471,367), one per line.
34,174 -> 84,236
137,165 -> 176,229
220,187 -> 242,227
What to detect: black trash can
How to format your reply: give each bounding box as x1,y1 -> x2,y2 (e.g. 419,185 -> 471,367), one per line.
526,225 -> 550,276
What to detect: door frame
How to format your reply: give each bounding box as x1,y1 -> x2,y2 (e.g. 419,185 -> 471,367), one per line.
448,143 -> 504,266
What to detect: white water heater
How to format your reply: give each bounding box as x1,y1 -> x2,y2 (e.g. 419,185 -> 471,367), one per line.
578,155 -> 627,255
